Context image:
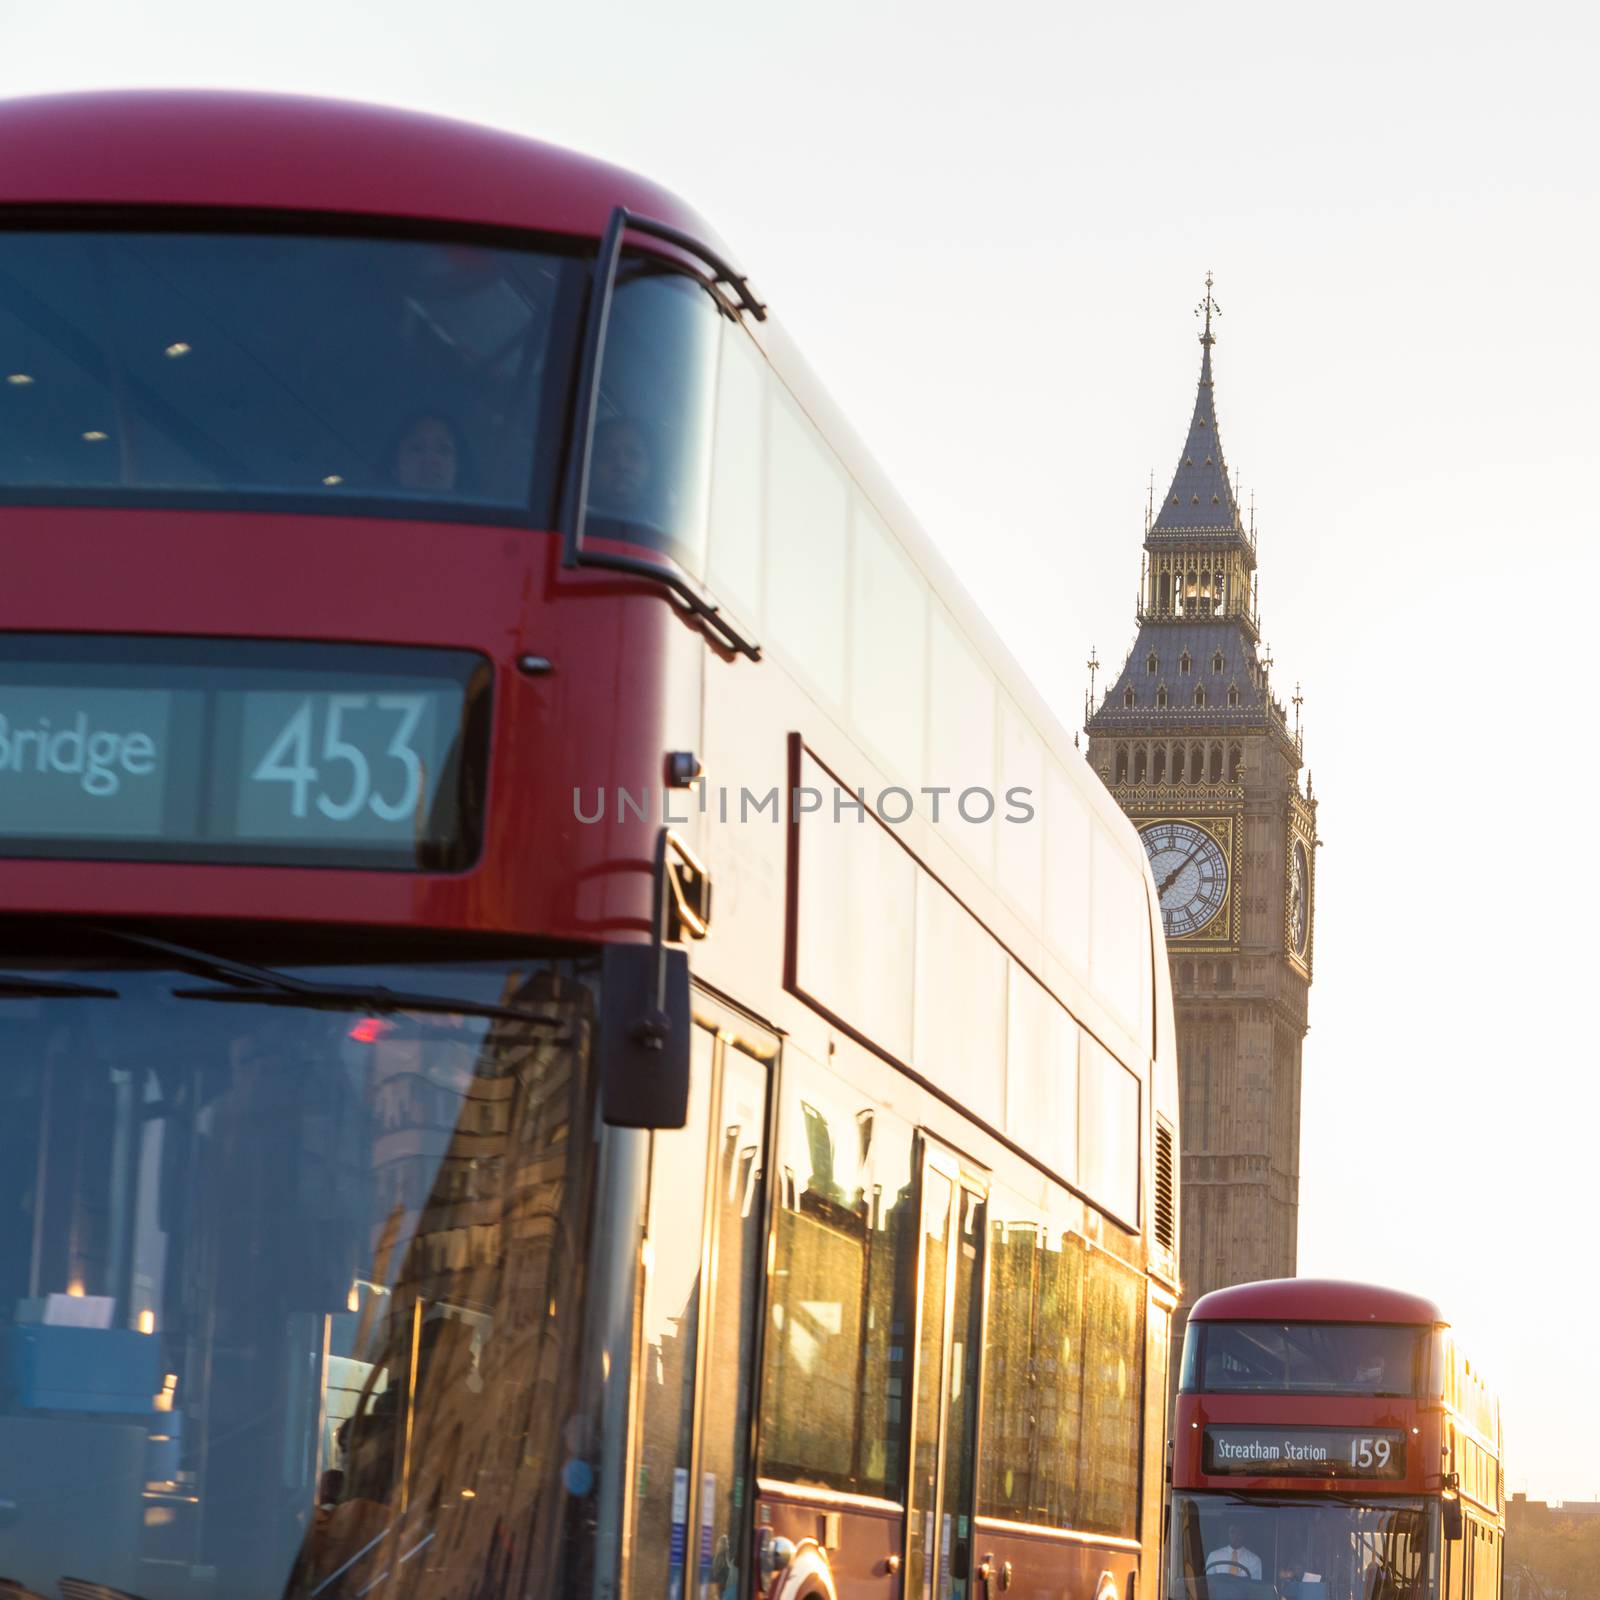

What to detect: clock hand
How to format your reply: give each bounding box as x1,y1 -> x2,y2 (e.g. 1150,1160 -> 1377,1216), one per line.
1157,848 -> 1202,897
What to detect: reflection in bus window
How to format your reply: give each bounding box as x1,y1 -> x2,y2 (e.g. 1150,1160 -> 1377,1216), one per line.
0,232 -> 580,513
585,262 -> 721,574
979,1186 -> 1145,1537
1079,1242 -> 1144,1533
758,1058 -> 916,1499
0,952 -> 600,1599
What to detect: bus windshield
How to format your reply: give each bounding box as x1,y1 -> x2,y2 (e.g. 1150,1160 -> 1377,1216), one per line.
0,230 -> 585,514
0,943 -> 606,1598
1169,1492 -> 1434,1600
1184,1321 -> 1428,1397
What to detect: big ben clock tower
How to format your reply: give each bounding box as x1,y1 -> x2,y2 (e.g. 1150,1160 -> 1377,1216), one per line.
1086,278 -> 1316,1367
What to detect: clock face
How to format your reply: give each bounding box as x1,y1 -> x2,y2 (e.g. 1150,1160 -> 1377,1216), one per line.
1289,838 -> 1310,957
1139,821 -> 1228,939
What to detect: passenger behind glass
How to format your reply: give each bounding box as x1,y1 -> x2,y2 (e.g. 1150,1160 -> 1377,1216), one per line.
1342,1325 -> 1393,1392
587,416 -> 653,523
385,412 -> 473,495
284,1467 -> 346,1590
284,1403 -> 395,1597
315,1468 -> 344,1524
1276,1549 -> 1323,1599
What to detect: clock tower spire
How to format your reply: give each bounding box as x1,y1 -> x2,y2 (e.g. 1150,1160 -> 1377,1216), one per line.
1085,281 -> 1317,1375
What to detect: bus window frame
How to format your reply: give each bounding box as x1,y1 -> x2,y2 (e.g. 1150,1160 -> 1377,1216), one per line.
560,203 -> 764,661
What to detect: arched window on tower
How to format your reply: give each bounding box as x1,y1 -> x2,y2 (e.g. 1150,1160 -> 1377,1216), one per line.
1153,747 -> 1166,782
1156,685 -> 1168,709
1147,652 -> 1158,675
1229,744 -> 1243,781
1212,651 -> 1225,674
1124,686 -> 1135,709
1191,743 -> 1204,784
1134,746 -> 1148,783
1185,571 -> 1198,614
1194,685 -> 1207,708
1179,652 -> 1192,675
1209,743 -> 1223,782
1159,572 -> 1171,612
1199,571 -> 1213,616
1179,960 -> 1194,988
1173,745 -> 1185,782
1115,746 -> 1128,784
1228,683 -> 1240,707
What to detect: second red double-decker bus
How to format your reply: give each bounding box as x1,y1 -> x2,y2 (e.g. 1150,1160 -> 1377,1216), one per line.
0,90 -> 1181,1600
1169,1279 -> 1504,1600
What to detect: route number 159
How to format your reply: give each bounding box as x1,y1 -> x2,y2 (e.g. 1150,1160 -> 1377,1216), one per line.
1350,1437 -> 1393,1470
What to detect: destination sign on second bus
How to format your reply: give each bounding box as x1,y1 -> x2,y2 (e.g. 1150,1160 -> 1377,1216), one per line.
0,637 -> 489,870
1203,1426 -> 1407,1479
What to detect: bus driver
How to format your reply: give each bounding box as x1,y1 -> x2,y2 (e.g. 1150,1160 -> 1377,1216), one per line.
1207,1522 -> 1263,1580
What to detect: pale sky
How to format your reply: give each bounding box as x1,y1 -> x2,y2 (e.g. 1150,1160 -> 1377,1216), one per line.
5,0 -> 1596,1499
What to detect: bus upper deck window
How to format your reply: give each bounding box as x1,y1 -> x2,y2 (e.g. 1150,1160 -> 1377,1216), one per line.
584,261 -> 721,577
0,230 -> 580,518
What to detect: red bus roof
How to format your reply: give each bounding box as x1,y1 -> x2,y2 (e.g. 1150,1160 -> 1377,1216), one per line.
1190,1278 -> 1444,1326
0,89 -> 715,247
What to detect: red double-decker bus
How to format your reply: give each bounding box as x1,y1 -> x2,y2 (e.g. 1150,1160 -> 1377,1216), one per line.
1169,1280 -> 1504,1600
0,91 -> 1181,1600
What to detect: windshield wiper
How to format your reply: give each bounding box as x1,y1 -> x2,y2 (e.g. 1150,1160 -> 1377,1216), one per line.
77,927 -> 566,1030
0,974 -> 118,999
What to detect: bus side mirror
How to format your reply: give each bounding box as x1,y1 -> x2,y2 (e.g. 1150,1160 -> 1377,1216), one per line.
599,944 -> 691,1129
1442,1498 -> 1463,1541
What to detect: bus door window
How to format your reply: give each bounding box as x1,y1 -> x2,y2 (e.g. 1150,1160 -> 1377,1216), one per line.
630,1025 -> 716,1600
906,1165 -> 953,1600
691,1032 -> 771,1600
629,1013 -> 773,1600
585,260 -> 722,576
936,1183 -> 986,1600
905,1146 -> 988,1600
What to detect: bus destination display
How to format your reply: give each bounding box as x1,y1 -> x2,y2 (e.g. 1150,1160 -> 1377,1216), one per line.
0,637 -> 489,869
1203,1426 -> 1407,1480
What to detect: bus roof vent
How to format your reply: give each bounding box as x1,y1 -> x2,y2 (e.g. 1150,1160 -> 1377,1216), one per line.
1154,1118 -> 1177,1254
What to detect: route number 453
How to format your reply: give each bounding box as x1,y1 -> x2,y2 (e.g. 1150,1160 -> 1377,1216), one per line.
1351,1437 -> 1393,1470
252,694 -> 429,823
